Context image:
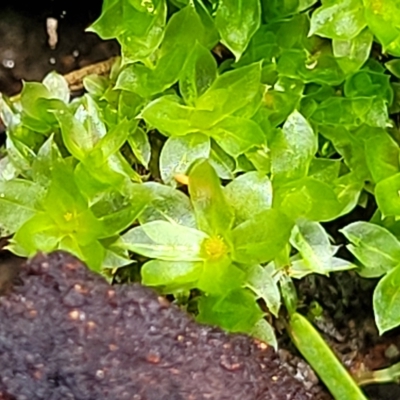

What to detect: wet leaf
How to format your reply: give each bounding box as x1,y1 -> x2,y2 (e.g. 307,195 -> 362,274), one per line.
215,0 -> 261,61
333,28 -> 373,75
140,182 -> 196,227
179,42 -> 217,105
197,289 -> 264,332
189,160 -> 234,237
0,180 -> 44,236
341,221 -> 400,277
246,264 -> 281,316
160,133 -> 210,185
225,172 -> 273,225
121,220 -> 208,261
376,173 -> 400,218
271,110 -> 317,182
310,0 -> 366,40
363,0 -> 400,56
374,264 -> 400,334
141,259 -> 203,289
232,209 -> 293,264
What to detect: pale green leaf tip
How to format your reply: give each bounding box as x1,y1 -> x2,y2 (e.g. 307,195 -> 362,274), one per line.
233,53 -> 242,63
377,324 -> 388,336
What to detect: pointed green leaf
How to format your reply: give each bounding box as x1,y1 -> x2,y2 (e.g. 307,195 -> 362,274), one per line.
317,125 -> 370,180
12,212 -> 60,256
225,172 -> 272,225
32,136 -> 63,186
341,221 -> 400,277
121,220 -> 208,261
115,4 -> 205,97
197,289 -> 263,332
332,173 -> 362,217
215,0 -> 261,61
210,117 -> 265,157
0,156 -> 18,182
0,94 -> 21,130
290,218 -> 349,276
275,178 -> 343,222
119,1 -> 167,64
344,70 -> 393,104
290,256 -> 355,279
102,240 -> 132,270
263,0 -> 318,21
160,133 -> 210,185
189,160 -> 234,236
196,62 -> 262,118
232,209 -> 293,264
310,0 -> 366,40
74,95 -> 107,141
141,259 -> 203,289
365,132 -> 399,183
54,109 -> 93,160
128,126 -> 151,168
209,140 -> 236,180
290,219 -> 332,268
43,71 -> 70,103
363,0 -> 400,56
91,185 -> 150,237
141,63 -> 262,136
92,118 -> 131,161
246,264 -> 281,317
374,264 -> 400,334
20,82 -> 64,133
333,28 -> 373,75
88,0 -> 129,38
271,110 -> 317,182
83,75 -> 109,98
197,258 -> 245,294
140,182 -> 196,227
376,173 -> 400,217
250,318 -> 278,350
6,135 -> 35,178
118,91 -> 145,121
0,180 -> 44,235
141,96 -> 204,136
277,49 -> 345,86
386,59 -> 400,79
311,96 -> 389,129
179,41 -> 217,105
89,0 -> 167,64
308,159 -> 341,183
194,0 -> 219,48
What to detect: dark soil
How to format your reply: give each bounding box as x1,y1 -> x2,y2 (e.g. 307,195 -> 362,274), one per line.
0,251 -> 315,400
294,271 -> 400,400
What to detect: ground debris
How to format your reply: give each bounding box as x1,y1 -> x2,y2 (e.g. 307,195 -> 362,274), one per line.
0,251 -> 316,400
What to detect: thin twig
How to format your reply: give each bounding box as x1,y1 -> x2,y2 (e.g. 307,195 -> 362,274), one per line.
63,56 -> 118,92
354,361 -> 400,386
0,57 -> 117,130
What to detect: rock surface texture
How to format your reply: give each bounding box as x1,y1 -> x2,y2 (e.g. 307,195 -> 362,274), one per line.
0,251 -> 313,400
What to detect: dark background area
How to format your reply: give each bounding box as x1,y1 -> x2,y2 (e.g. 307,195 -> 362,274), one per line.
0,0 -> 103,19
0,0 -> 118,96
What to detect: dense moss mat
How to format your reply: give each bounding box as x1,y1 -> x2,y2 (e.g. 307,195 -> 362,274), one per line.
0,251 -> 312,400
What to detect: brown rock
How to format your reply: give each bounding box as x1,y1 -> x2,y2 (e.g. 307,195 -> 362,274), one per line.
0,251 -> 313,399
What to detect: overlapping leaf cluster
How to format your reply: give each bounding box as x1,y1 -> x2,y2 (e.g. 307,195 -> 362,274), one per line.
1,0 -> 400,339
